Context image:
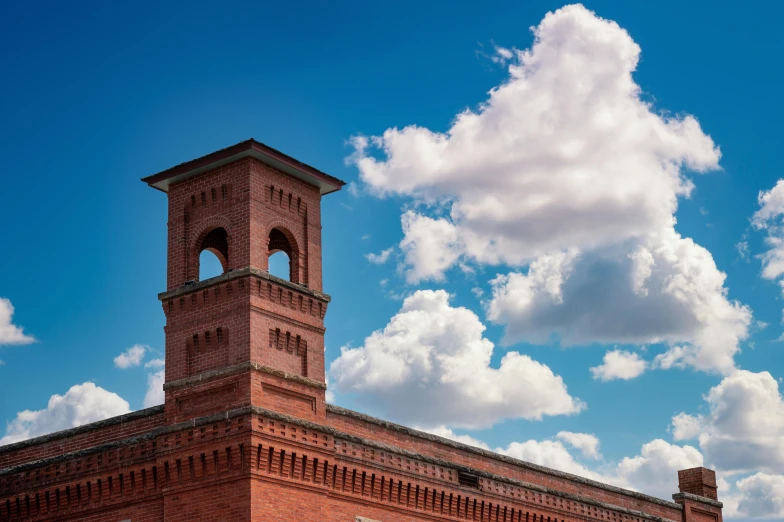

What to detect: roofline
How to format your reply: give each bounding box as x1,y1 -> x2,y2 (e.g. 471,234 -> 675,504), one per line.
141,138 -> 346,195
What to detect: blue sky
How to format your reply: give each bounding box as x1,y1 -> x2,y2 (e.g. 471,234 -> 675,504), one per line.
2,1 -> 784,518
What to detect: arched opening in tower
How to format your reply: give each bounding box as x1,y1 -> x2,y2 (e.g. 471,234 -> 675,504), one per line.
268,227 -> 298,283
197,227 -> 229,280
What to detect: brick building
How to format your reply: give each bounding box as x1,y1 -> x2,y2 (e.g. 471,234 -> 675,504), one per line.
0,140 -> 724,522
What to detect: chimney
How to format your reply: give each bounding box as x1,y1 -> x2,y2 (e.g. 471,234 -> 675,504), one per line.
678,467 -> 718,500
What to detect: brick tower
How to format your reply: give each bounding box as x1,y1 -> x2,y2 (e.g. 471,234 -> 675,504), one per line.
142,139 -> 345,425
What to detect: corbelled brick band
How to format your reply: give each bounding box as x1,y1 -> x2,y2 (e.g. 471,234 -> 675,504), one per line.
0,140 -> 724,522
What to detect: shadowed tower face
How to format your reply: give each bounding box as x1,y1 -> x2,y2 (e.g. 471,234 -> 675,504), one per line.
142,139 -> 344,424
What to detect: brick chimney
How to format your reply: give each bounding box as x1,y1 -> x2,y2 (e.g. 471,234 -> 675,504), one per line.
678,467 -> 718,500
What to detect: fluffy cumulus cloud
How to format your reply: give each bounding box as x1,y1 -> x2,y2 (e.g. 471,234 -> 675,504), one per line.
731,473 -> 784,519
0,297 -> 35,346
590,349 -> 648,381
329,290 -> 583,429
672,370 -> 784,474
0,382 -> 130,445
500,438 -> 608,482
350,4 -> 750,375
556,431 -> 601,459
616,439 -> 703,500
487,232 -> 750,374
113,344 -> 147,369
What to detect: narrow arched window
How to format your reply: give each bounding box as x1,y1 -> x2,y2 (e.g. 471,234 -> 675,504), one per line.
267,227 -> 298,283
196,227 -> 229,281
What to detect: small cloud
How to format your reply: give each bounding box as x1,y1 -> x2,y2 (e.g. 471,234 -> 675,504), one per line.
670,412 -> 702,441
556,431 -> 602,459
114,345 -> 147,369
0,298 -> 35,346
144,358 -> 165,369
476,42 -> 517,68
379,279 -> 389,287
361,234 -> 371,241
700,206 -> 709,216
735,240 -> 750,262
347,181 -> 361,197
385,290 -> 409,301
471,287 -> 484,299
492,45 -> 515,64
340,202 -> 353,211
459,262 -> 476,275
590,349 -> 647,381
366,247 -> 394,264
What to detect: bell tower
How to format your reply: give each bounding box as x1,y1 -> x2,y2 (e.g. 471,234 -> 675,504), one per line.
143,139 -> 344,423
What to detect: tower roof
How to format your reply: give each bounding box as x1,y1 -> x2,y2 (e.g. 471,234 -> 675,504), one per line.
142,138 -> 346,195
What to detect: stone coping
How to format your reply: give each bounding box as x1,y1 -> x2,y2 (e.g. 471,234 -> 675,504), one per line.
0,406 -> 164,455
163,362 -> 327,391
672,492 -> 723,508
326,405 -> 684,512
0,405 -> 682,522
158,266 -> 331,302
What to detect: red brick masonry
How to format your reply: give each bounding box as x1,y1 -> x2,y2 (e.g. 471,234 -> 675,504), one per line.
0,140 -> 724,522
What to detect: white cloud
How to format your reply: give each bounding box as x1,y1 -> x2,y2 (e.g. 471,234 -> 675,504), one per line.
670,412 -> 702,441
500,439 -> 609,482
144,358 -> 165,369
557,431 -> 601,459
590,350 -> 647,381
671,370 -> 784,475
754,180 -> 784,229
736,240 -> 750,262
487,230 -> 750,375
616,439 -> 703,500
143,362 -> 165,408
0,382 -> 130,445
0,298 -> 35,346
732,473 -> 784,519
400,212 -> 463,283
349,4 -> 749,375
114,344 -> 147,369
365,247 -> 394,265
329,289 -> 583,429
753,181 -> 784,329
352,4 -> 720,271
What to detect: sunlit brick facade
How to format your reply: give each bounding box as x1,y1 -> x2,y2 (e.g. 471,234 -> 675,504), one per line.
0,140 -> 724,522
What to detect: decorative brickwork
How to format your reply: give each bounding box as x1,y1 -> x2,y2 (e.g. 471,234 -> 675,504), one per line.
0,139 -> 723,522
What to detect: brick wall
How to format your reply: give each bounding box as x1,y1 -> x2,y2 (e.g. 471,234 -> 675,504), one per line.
0,408 -> 164,470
